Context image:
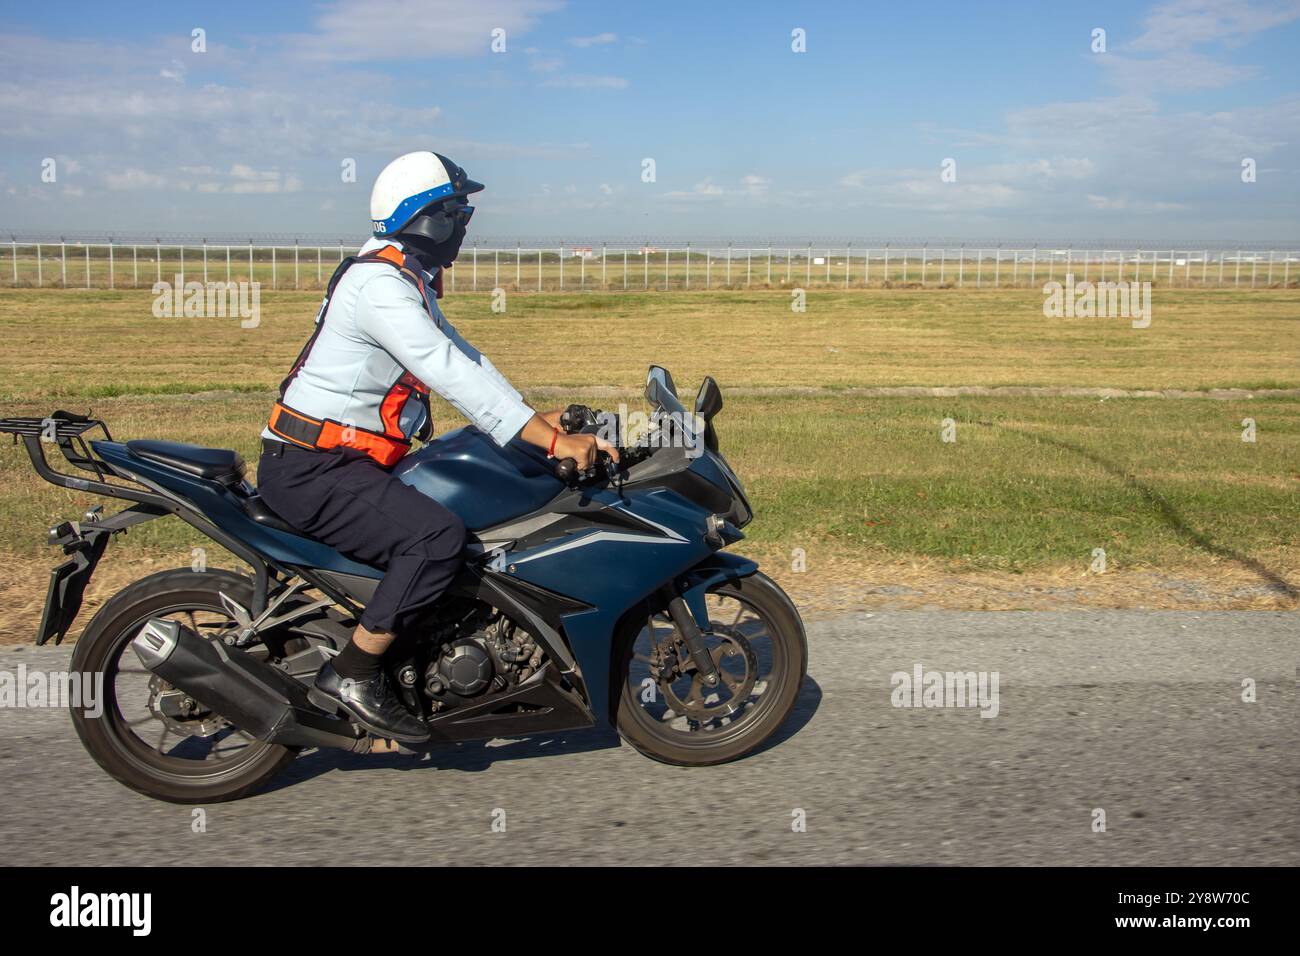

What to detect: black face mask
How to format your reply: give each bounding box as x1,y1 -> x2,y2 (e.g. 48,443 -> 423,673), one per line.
399,219 -> 467,270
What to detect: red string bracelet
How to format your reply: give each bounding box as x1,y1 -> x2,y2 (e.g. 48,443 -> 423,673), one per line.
548,427 -> 559,458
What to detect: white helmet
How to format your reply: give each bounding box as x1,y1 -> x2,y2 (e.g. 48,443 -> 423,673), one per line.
369,151 -> 483,237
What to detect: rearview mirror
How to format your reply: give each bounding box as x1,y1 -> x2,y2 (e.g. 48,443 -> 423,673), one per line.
644,365 -> 679,407
695,376 -> 723,421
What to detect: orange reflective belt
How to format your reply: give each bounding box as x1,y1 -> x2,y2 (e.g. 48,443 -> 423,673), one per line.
268,402 -> 409,468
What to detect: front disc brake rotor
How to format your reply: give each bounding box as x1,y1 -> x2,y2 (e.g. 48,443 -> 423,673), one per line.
660,627 -> 758,721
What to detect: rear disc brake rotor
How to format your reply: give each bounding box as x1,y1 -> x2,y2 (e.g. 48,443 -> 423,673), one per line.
147,675 -> 227,739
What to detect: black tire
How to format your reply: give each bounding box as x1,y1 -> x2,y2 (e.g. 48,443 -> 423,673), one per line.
69,568 -> 299,804
614,571 -> 807,766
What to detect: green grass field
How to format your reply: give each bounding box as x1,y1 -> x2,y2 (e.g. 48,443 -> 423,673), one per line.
0,285 -> 1296,637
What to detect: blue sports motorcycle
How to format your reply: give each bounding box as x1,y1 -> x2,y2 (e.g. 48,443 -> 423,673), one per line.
1,367 -> 807,803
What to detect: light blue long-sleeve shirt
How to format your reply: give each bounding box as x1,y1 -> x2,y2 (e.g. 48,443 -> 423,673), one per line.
264,237 -> 533,448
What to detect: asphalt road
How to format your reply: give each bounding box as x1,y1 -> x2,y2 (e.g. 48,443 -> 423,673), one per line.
0,610 -> 1294,866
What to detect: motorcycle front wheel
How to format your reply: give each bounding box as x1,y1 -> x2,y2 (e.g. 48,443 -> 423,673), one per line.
615,571 -> 807,766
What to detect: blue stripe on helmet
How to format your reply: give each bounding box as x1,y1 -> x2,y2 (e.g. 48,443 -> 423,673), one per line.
372,181 -> 457,236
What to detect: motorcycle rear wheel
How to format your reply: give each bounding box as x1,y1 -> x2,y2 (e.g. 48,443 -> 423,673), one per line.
69,568 -> 300,804
614,571 -> 807,766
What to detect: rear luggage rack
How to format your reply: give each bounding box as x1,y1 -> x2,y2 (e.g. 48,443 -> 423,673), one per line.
0,411 -> 167,506
0,411 -> 115,481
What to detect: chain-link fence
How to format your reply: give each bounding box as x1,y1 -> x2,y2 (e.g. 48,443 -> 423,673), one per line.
3,240 -> 1298,291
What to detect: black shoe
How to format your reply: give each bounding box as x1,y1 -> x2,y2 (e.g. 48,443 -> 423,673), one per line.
309,662 -> 430,743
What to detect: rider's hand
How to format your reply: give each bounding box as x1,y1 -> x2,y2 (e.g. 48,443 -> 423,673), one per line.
553,432 -> 619,468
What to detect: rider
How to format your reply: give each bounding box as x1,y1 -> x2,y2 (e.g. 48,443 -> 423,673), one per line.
256,150 -> 615,743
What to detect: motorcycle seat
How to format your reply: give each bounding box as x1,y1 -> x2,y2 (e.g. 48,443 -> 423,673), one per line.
126,440 -> 246,485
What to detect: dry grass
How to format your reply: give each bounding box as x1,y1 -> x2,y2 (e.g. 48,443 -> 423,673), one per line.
0,286 -> 1296,642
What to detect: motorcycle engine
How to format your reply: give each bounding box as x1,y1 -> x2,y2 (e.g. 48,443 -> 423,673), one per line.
399,604 -> 543,713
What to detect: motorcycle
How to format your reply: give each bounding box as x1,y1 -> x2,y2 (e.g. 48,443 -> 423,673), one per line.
1,366 -> 807,803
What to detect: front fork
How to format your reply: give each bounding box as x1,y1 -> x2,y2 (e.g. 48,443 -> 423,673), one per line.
666,595 -> 722,688
662,555 -> 759,687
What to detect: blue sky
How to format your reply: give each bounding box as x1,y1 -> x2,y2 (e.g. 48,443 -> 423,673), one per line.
1,0 -> 1298,240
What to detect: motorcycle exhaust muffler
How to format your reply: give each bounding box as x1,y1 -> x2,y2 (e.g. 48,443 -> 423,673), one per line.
131,618 -> 369,752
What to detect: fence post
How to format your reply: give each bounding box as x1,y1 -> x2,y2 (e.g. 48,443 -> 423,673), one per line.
623,247 -> 627,290
664,247 -> 669,291
84,244 -> 90,289
727,243 -> 732,286
685,242 -> 690,289
747,246 -> 752,287
1251,253 -> 1257,289
767,243 -> 772,284
249,242 -> 254,283
10,238 -> 16,287
538,247 -> 543,291
706,248 -> 711,289
294,240 -> 299,289
865,247 -> 870,286
1218,251 -> 1224,287
520,242 -> 524,289
272,246 -> 277,289
202,239 -> 208,284
1012,248 -> 1018,286
472,243 -> 477,291
133,245 -> 138,287
61,239 -> 67,287
787,248 -> 792,283
108,241 -> 114,289
1267,250 -> 1274,286
922,243 -> 928,286
845,243 -> 852,288
496,248 -> 501,290
1235,249 -> 1241,287
883,244 -> 889,285
317,246 -> 322,285
805,243 -> 811,285
643,245 -> 648,289
1202,250 -> 1208,286
36,242 -> 42,287
902,246 -> 908,284
179,244 -> 185,287
226,245 -> 231,284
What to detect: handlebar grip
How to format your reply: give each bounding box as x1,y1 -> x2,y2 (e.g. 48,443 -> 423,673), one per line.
554,457 -> 578,481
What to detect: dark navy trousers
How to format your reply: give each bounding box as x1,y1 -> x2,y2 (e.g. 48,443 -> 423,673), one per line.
255,441 -> 467,634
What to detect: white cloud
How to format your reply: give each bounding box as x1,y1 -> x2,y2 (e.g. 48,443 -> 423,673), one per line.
568,32 -> 617,47
665,178 -> 726,201
288,0 -> 564,62
540,73 -> 627,89
1099,0 -> 1300,92
1128,0 -> 1300,52
104,168 -> 168,190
